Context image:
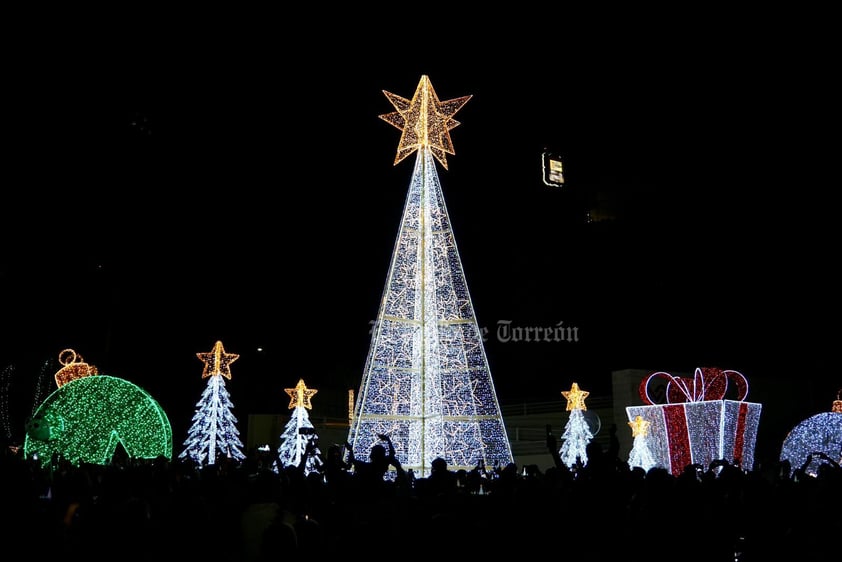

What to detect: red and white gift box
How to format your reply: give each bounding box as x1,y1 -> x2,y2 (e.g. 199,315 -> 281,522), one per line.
626,368 -> 762,475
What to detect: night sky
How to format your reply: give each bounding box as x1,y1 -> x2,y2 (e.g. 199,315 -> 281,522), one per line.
2,14 -> 837,457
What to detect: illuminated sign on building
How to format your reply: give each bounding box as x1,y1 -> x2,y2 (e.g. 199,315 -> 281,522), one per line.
542,150 -> 565,187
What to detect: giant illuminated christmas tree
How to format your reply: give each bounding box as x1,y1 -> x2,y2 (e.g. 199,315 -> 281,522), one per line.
347,75 -> 513,477
179,341 -> 245,466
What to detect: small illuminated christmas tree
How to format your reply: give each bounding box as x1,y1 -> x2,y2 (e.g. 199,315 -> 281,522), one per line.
276,378 -> 323,476
559,382 -> 594,468
179,341 -> 245,466
627,415 -> 657,472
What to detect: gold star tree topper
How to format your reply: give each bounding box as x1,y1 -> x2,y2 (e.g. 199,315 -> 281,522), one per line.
197,340 -> 239,379
285,378 -> 318,410
562,382 -> 590,411
379,74 -> 472,170
628,415 -> 651,437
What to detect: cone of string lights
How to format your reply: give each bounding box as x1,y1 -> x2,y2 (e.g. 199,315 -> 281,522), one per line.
346,75 -> 513,477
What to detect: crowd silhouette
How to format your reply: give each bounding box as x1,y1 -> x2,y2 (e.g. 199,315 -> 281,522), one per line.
1,434 -> 839,561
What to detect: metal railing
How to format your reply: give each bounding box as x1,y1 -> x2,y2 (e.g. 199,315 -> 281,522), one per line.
500,396 -> 612,417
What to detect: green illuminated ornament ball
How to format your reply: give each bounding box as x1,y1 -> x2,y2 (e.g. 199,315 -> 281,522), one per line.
24,375 -> 173,467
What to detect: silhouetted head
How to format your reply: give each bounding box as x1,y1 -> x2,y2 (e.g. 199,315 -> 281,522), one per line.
370,444 -> 387,463
431,457 -> 448,472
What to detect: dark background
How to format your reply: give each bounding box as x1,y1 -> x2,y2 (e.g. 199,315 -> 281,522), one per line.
2,11 -> 837,462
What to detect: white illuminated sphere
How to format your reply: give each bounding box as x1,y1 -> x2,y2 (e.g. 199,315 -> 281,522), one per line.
780,412 -> 842,476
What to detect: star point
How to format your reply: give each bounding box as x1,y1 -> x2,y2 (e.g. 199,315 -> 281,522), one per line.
379,74 -> 471,170
562,382 -> 589,411
285,378 -> 318,410
197,341 -> 239,379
